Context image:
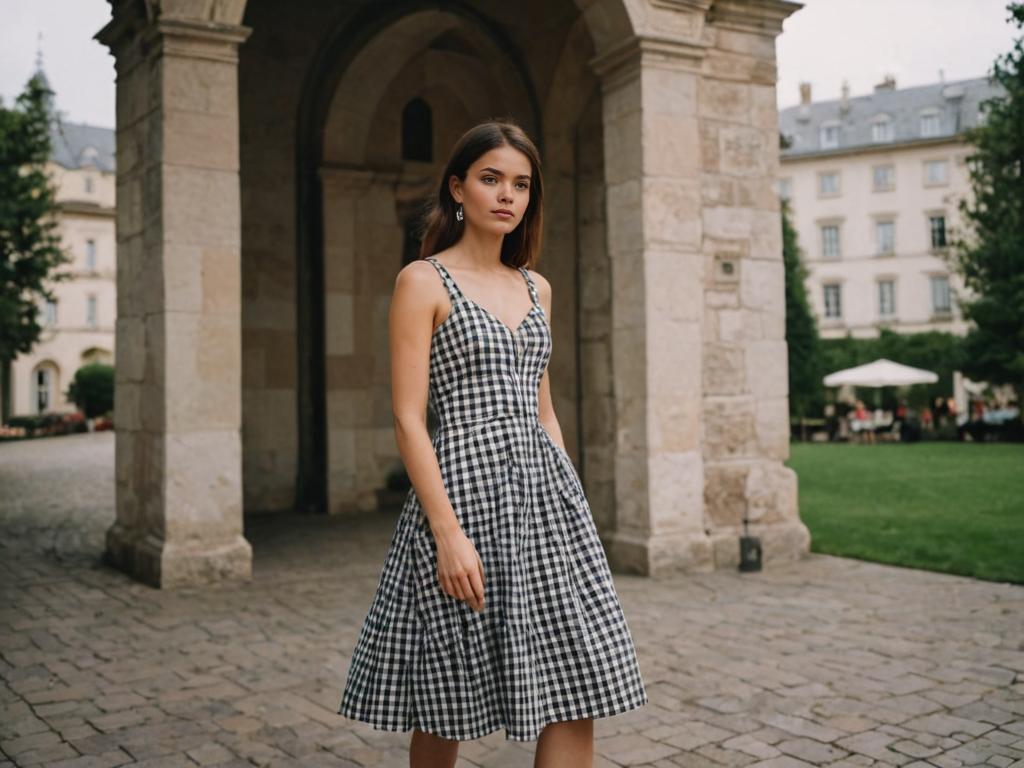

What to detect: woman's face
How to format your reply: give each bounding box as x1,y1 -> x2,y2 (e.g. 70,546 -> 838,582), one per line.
451,144 -> 533,235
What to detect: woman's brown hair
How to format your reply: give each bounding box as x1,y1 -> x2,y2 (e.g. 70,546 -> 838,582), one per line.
418,119 -> 544,269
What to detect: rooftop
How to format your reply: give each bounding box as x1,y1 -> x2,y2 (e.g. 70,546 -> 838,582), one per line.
49,119 -> 115,173
779,75 -> 1005,159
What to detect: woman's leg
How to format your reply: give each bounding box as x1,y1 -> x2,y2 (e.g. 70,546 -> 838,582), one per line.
534,718 -> 593,768
409,729 -> 459,768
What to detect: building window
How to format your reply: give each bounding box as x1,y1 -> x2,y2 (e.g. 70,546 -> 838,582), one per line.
872,164 -> 895,191
41,299 -> 57,327
931,275 -> 952,314
401,98 -> 433,162
920,110 -> 942,137
818,171 -> 840,197
871,116 -> 894,142
878,279 -> 896,318
84,175 -> 94,193
924,159 -> 948,186
85,239 -> 97,271
875,220 -> 895,255
821,224 -> 841,258
929,215 -> 947,248
823,283 -> 842,319
777,177 -> 792,201
820,122 -> 840,150
34,368 -> 51,415
86,294 -> 97,328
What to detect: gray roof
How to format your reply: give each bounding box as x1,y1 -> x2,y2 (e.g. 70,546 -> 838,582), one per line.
49,119 -> 115,172
779,76 -> 1005,158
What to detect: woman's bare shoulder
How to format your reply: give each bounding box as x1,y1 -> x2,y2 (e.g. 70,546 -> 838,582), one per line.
525,267 -> 551,301
395,257 -> 440,289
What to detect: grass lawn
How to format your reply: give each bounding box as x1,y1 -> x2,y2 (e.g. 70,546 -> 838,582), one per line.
786,441 -> 1024,585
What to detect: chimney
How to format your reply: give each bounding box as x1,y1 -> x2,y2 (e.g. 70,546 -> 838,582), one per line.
874,74 -> 897,92
799,81 -> 812,104
839,79 -> 850,114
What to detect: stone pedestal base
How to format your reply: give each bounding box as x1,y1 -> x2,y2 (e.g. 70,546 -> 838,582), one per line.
604,529 -> 716,576
708,520 -> 811,570
602,520 -> 810,576
106,523 -> 252,589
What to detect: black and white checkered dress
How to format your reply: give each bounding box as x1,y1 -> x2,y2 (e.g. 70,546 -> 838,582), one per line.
338,255 -> 648,741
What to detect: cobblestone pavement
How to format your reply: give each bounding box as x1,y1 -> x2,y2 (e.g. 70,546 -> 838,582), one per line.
2,433 -> 1023,767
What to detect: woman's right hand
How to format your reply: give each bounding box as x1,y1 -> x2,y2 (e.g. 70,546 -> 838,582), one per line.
433,525 -> 486,613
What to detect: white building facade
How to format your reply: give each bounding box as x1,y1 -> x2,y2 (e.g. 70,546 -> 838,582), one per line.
6,120 -> 117,416
778,76 -> 1002,339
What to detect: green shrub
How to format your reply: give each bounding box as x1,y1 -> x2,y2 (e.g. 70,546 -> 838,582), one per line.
67,363 -> 114,418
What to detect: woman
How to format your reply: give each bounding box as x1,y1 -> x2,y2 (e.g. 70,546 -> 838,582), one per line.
338,120 -> 647,767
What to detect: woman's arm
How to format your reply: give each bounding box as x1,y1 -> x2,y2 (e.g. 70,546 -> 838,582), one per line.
389,261 -> 485,612
530,269 -> 568,452
389,262 -> 460,535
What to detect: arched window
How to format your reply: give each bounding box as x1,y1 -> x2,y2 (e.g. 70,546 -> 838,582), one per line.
81,347 -> 113,365
32,362 -> 59,414
80,146 -> 99,167
401,98 -> 433,162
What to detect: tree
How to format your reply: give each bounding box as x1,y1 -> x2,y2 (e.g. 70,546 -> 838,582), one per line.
67,362 -> 115,419
949,2 -> 1024,391
0,71 -> 70,421
781,198 -> 823,419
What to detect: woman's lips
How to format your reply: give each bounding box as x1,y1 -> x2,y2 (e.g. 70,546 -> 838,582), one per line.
493,211 -> 513,219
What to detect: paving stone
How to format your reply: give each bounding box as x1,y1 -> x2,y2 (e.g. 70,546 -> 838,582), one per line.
1,432 -> 1022,768
890,739 -> 943,758
835,731 -> 913,765
904,714 -> 998,739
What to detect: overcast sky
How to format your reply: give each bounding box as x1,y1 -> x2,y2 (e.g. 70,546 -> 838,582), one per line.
0,0 -> 1019,129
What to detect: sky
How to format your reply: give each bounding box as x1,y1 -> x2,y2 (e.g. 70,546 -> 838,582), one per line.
0,0 -> 1019,129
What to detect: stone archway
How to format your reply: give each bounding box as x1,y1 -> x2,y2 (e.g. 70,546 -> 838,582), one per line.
305,8 -> 543,515
98,0 -> 808,587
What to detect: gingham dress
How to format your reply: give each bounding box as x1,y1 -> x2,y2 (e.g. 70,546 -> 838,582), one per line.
337,255 -> 648,741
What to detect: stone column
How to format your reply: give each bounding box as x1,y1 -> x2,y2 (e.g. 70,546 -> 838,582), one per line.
96,8 -> 253,587
592,32 -> 715,576
700,0 -> 810,566
591,0 -> 807,576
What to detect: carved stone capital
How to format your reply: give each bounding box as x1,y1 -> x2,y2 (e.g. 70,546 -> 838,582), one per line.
590,33 -> 709,91
96,2 -> 251,69
708,0 -> 803,36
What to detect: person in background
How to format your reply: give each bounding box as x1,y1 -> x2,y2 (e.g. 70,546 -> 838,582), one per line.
851,399 -> 875,444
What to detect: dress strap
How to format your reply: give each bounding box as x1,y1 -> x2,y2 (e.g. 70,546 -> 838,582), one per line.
518,266 -> 541,309
424,256 -> 463,301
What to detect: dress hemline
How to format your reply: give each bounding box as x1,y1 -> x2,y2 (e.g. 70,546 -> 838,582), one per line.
336,688 -> 649,742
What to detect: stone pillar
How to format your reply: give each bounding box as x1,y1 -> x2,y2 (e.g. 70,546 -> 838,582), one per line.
321,167 -> 404,515
591,0 -> 808,576
593,31 -> 714,576
700,1 -> 810,567
96,7 -> 253,587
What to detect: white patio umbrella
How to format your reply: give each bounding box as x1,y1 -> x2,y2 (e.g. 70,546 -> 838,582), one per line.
823,358 -> 938,388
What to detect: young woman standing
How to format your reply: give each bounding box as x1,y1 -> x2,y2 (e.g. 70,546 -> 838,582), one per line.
339,120 -> 647,768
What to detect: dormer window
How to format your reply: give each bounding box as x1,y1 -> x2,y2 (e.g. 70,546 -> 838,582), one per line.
920,109 -> 942,138
80,146 -> 99,167
819,121 -> 840,150
871,114 -> 894,142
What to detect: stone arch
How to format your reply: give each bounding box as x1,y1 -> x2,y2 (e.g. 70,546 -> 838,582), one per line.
81,347 -> 113,365
291,2 -> 557,514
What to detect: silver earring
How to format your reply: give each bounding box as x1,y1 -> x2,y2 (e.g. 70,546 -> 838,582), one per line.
456,204 -> 464,222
